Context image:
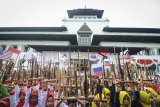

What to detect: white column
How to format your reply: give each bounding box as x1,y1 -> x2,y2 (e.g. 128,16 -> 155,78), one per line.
152,48 -> 158,55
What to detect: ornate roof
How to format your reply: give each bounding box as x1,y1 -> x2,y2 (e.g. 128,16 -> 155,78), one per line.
77,23 -> 92,34
67,8 -> 104,18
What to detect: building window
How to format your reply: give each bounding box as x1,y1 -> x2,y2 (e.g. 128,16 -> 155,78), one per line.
79,35 -> 89,45
74,17 -> 78,19
93,16 -> 96,19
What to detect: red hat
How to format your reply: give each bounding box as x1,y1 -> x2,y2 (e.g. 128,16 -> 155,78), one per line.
19,90 -> 26,97
46,93 -> 54,107
33,80 -> 39,86
0,101 -> 10,107
19,81 -> 24,86
29,90 -> 38,106
23,81 -> 28,86
43,87 -> 48,91
30,90 -> 38,97
150,84 -> 158,91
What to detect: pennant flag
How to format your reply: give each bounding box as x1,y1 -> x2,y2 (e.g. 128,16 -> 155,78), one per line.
28,54 -> 37,63
98,48 -> 108,58
104,58 -> 111,66
89,53 -> 97,61
0,49 -> 4,55
91,64 -> 104,76
120,50 -> 130,59
0,51 -> 13,61
59,53 -> 67,67
24,52 -> 37,63
43,55 -> 49,66
8,47 -> 21,54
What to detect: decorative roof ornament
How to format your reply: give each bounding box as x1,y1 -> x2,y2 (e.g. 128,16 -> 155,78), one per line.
77,23 -> 92,33
84,4 -> 86,9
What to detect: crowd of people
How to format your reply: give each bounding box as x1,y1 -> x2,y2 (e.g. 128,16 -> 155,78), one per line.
0,74 -> 160,107
0,56 -> 160,107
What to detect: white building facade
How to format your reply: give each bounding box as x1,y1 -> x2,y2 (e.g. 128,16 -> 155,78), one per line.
0,8 -> 160,69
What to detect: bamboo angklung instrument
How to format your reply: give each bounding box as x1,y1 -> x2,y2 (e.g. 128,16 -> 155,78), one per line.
126,61 -> 131,81
2,60 -> 14,84
144,59 -> 149,80
51,62 -> 54,79
18,57 -> 23,81
134,61 -> 138,80
122,48 -> 128,81
68,50 -> 72,97
111,62 -> 116,79
102,56 -> 106,87
9,70 -> 16,85
88,48 -> 93,95
30,61 -> 34,85
98,78 -> 102,107
84,59 -> 88,98
65,50 -> 70,98
74,61 -> 78,97
48,60 -> 51,79
112,47 -> 117,78
36,60 -> 39,78
58,53 -> 62,98
78,49 -> 83,96
117,52 -> 124,80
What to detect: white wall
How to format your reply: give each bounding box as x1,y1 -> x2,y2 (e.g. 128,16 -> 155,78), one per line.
63,18 -> 109,34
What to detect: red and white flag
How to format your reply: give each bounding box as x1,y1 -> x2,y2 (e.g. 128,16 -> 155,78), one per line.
8,47 -> 21,54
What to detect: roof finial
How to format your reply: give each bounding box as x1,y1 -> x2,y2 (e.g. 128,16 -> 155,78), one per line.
84,4 -> 86,9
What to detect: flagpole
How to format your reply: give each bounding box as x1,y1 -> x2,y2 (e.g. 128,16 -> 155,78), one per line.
74,57 -> 78,97
84,58 -> 88,98
114,47 -> 118,79
102,56 -> 105,86
117,49 -> 124,80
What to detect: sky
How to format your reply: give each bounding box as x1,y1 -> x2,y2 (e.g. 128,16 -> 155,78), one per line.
0,0 -> 160,28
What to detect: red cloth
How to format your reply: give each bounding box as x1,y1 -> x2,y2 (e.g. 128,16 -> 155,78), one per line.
33,80 -> 39,86
19,90 -> 26,96
0,101 -> 10,107
17,90 -> 26,107
150,84 -> 158,91
17,100 -> 25,107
